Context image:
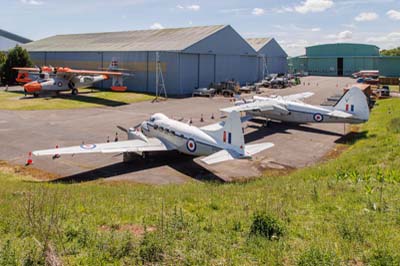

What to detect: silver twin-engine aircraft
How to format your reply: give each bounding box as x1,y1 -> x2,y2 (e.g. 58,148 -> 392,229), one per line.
221,87 -> 370,125
32,111 -> 274,165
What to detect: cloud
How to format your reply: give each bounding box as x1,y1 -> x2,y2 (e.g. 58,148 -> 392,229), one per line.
354,12 -> 378,22
252,8 -> 265,16
176,4 -> 200,11
187,4 -> 200,11
150,23 -> 164,30
367,32 -> 400,44
20,0 -> 44,5
295,0 -> 333,14
311,27 -> 321,32
326,30 -> 353,41
219,8 -> 249,14
387,9 -> 400,20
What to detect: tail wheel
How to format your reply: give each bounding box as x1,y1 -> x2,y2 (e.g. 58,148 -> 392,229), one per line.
33,92 -> 39,98
71,88 -> 78,95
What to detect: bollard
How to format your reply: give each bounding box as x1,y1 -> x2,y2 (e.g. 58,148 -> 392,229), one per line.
107,136 -> 110,143
115,132 -> 119,142
200,114 -> 204,122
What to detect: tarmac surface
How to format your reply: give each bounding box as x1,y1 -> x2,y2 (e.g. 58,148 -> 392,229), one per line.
0,76 -> 356,184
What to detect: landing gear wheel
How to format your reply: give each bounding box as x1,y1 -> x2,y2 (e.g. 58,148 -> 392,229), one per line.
264,119 -> 271,127
55,91 -> 60,96
71,88 -> 78,95
33,92 -> 39,98
142,152 -> 148,159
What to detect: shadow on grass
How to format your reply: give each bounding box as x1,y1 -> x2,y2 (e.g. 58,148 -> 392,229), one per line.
245,120 -> 344,143
10,90 -> 128,107
335,130 -> 369,145
50,151 -> 224,184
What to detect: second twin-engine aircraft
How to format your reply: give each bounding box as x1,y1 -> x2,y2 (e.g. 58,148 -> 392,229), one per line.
221,87 -> 370,125
32,111 -> 274,165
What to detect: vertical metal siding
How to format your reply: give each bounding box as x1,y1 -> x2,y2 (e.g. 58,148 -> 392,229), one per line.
179,53 -> 199,95
198,54 -> 215,88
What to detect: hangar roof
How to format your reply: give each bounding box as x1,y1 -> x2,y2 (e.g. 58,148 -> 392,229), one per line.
0,29 -> 32,44
23,25 -> 229,52
246,38 -> 273,52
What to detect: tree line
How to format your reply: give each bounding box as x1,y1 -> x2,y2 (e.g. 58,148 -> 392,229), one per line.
0,46 -> 33,85
380,47 -> 400,56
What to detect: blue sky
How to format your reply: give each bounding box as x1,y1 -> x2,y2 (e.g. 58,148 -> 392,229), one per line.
1,0 -> 399,56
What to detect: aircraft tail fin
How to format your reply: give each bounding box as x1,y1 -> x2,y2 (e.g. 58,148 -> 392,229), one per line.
334,87 -> 370,122
202,111 -> 246,155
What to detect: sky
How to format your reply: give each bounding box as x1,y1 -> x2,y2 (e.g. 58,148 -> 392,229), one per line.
1,0 -> 399,56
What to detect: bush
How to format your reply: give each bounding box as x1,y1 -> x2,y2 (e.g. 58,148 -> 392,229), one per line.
367,249 -> 399,266
249,212 -> 284,240
1,45 -> 32,85
139,232 -> 164,263
297,247 -> 339,266
0,240 -> 17,266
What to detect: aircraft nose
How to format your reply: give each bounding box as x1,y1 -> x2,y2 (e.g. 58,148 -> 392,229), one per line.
24,82 -> 42,93
141,121 -> 149,131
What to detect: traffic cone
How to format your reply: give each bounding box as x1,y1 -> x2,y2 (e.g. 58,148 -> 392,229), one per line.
53,145 -> 60,159
26,152 -> 33,166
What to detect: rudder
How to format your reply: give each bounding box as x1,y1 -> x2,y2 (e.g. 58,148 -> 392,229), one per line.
334,87 -> 369,121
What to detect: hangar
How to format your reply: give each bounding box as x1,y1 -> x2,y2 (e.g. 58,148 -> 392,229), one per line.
0,29 -> 31,51
289,43 -> 400,77
23,25 -> 262,96
246,38 -> 288,77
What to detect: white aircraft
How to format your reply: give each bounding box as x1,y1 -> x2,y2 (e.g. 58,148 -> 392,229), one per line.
221,87 -> 370,125
32,111 -> 274,165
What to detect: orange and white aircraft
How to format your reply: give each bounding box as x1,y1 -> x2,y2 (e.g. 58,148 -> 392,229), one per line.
13,59 -> 133,97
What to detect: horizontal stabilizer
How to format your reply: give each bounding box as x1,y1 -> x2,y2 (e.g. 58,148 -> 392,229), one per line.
201,149 -> 240,165
244,142 -> 274,156
201,142 -> 274,165
327,110 -> 353,119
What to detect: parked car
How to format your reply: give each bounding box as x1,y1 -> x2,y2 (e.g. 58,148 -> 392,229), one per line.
192,87 -> 216,97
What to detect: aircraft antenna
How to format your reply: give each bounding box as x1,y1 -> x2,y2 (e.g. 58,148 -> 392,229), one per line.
153,51 -> 167,102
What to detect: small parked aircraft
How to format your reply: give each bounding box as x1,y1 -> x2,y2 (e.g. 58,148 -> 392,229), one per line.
221,87 -> 370,125
13,58 -> 133,97
32,111 -> 274,165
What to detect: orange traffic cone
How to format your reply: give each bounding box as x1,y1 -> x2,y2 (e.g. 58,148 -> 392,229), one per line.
26,152 -> 33,166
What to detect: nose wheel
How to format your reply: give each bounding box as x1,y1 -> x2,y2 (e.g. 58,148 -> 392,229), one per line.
71,88 -> 78,95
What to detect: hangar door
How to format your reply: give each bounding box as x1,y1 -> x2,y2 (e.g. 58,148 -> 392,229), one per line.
198,54 -> 215,88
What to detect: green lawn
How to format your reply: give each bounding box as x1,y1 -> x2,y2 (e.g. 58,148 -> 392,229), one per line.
0,99 -> 400,265
0,88 -> 153,110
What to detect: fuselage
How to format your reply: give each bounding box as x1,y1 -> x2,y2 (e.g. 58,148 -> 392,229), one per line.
140,114 -> 222,156
246,98 -> 366,124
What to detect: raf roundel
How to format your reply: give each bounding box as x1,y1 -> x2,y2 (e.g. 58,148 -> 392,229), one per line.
80,144 -> 97,150
57,81 -> 63,87
313,113 -> 324,122
186,138 -> 197,153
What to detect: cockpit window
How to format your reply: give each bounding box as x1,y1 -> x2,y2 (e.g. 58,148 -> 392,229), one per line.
150,117 -> 156,122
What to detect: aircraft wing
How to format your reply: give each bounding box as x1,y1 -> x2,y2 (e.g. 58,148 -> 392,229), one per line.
32,138 -> 168,156
221,102 -> 275,113
221,102 -> 289,114
327,110 -> 353,119
59,69 -> 124,76
13,67 -> 40,72
282,92 -> 314,101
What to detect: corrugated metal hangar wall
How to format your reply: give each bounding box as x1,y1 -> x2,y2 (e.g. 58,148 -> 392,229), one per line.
289,43 -> 400,77
26,25 -> 270,96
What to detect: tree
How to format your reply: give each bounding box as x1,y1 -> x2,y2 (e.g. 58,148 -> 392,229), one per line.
380,47 -> 400,56
0,52 -> 6,84
1,45 -> 33,85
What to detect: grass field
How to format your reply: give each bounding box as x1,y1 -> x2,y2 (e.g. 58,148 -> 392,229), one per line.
0,99 -> 400,265
0,88 -> 153,110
